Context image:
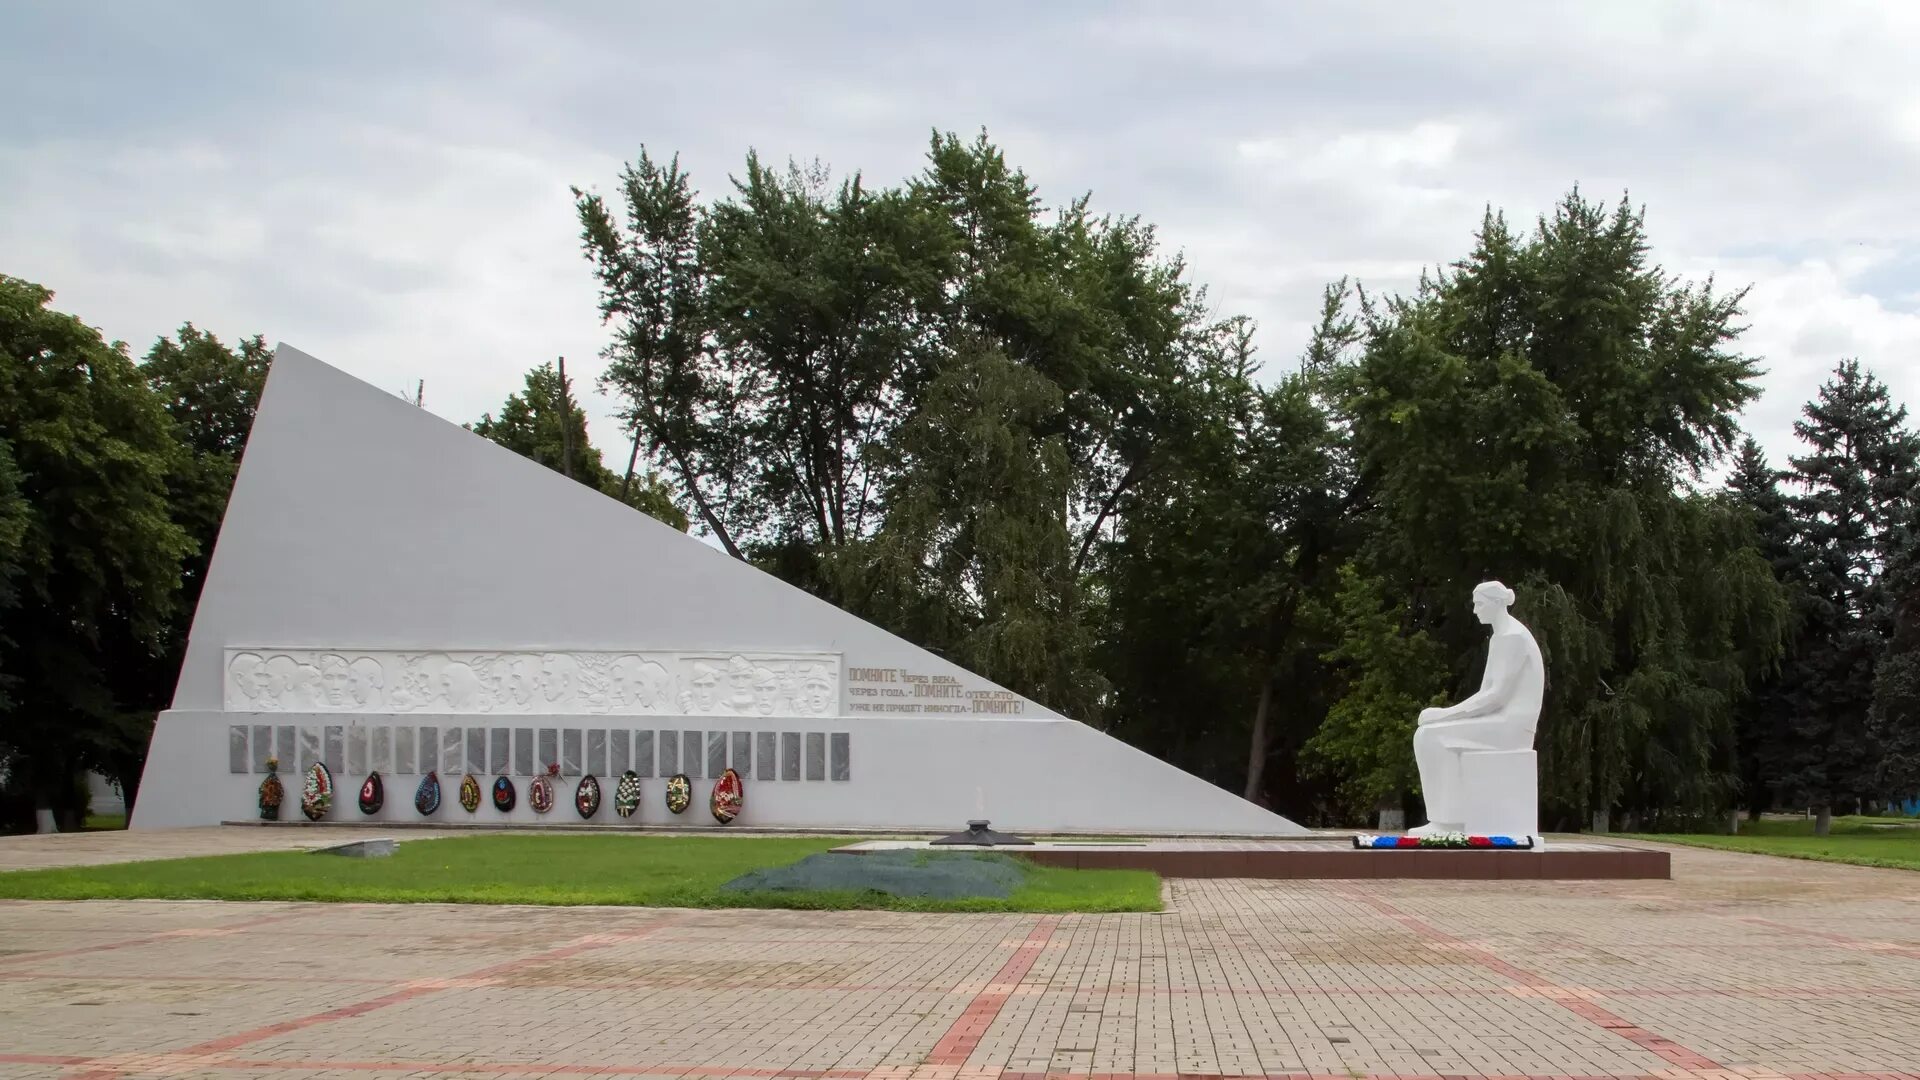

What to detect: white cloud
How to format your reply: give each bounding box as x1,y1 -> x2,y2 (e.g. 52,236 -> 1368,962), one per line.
1238,121 -> 1465,175
1,0 -> 1917,481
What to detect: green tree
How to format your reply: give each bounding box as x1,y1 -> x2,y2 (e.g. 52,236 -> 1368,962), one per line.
912,132 -> 1203,583
1096,308 -> 1353,818
1772,360 -> 1918,832
0,438 -> 27,714
578,150 -> 941,563
104,325 -> 275,812
853,338 -> 1101,716
0,276 -> 191,827
1331,192 -> 1788,829
1725,437 -> 1799,819
1873,500 -> 1920,800
1302,564 -> 1450,821
470,361 -> 687,529
575,151 -> 727,548
575,132 -> 1230,725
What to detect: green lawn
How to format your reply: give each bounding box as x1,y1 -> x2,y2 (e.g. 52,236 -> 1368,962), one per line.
1633,815 -> 1920,871
0,834 -> 1161,912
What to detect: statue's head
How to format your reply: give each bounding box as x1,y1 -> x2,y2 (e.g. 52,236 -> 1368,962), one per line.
1471,580 -> 1515,626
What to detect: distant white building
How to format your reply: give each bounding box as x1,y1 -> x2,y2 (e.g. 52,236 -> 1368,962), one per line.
88,772 -> 125,818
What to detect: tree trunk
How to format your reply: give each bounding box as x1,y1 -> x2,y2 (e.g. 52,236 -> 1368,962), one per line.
1814,804 -> 1833,836
1242,678 -> 1273,802
620,427 -> 643,503
556,356 -> 574,480
1590,809 -> 1610,834
1727,810 -> 1741,835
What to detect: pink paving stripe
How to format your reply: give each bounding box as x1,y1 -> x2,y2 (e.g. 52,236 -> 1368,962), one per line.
0,910 -> 308,967
174,915 -> 690,1057
1339,888 -> 1723,1071
29,1055 -> 1920,1080
3,965 -> 1911,1000
1741,915 -> 1920,960
924,917 -> 1062,1066
8,966 -> 1914,999
56,914 -> 688,1080
170,983 -> 445,1056
209,1059 -> 868,1078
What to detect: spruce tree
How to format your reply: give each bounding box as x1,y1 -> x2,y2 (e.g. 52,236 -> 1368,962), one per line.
1725,438 -> 1799,819
1873,505 -> 1920,800
1778,360 -> 1919,831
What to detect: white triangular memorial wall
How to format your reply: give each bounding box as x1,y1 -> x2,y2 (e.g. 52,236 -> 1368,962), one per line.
132,345 -> 1305,834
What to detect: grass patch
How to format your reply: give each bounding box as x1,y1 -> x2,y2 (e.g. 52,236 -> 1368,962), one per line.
83,813 -> 126,831
0,834 -> 1160,912
1630,815 -> 1920,872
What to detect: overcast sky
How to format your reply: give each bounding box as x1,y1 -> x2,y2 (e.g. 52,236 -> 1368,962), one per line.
5,1 -> 1918,474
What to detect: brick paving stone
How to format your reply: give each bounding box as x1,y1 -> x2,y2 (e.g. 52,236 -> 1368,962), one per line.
8,842 -> 1920,1079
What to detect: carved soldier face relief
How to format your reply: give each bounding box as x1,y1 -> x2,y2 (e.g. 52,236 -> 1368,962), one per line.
319,654 -> 354,706
687,663 -> 720,712
229,652 -> 269,704
800,669 -> 834,714
752,666 -> 780,714
438,662 -> 481,709
224,649 -> 839,716
263,654 -> 319,709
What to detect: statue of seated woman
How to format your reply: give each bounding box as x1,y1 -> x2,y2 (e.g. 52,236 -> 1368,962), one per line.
1408,581 -> 1544,837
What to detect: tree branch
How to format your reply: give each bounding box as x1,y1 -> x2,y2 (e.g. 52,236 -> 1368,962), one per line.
1071,454 -> 1152,576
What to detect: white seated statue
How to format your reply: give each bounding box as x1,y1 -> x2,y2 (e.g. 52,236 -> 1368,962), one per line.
1408,581 -> 1544,838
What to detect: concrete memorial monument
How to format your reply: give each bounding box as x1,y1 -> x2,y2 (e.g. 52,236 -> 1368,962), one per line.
1408,581 -> 1543,840
132,345 -> 1305,835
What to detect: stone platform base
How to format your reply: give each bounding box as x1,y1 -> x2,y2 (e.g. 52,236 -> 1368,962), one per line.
836,837 -> 1670,880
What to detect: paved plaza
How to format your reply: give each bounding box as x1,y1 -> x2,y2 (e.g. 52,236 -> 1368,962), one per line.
4,838 -> 1920,1080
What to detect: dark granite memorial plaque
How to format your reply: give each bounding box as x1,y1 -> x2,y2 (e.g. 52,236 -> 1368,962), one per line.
633,729 -> 653,777
587,729 -> 606,777
324,726 -> 345,774
655,730 -> 677,778
415,727 -> 437,776
682,730 -> 702,778
830,733 -> 851,781
755,732 -> 777,781
228,726 -> 249,773
513,728 -> 533,775
346,726 -> 368,775
780,732 -> 801,781
805,732 -> 826,781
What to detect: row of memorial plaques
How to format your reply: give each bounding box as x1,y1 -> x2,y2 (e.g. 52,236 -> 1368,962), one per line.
230,725 -> 849,783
